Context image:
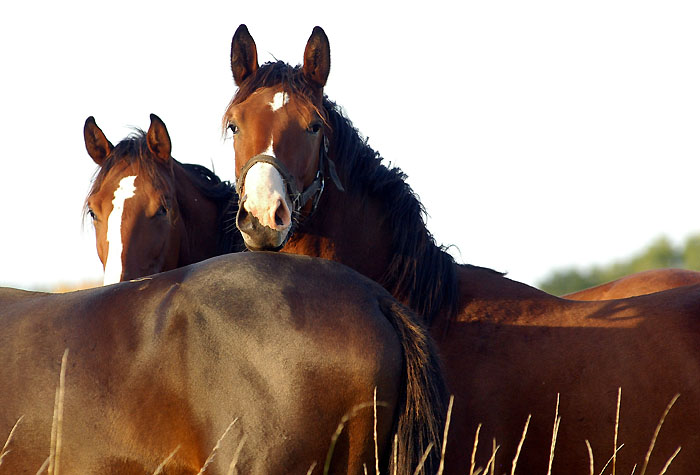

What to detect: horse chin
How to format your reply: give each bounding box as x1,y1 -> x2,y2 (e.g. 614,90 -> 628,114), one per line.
240,228 -> 289,252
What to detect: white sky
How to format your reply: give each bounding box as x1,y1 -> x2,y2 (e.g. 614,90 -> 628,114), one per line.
1,1 -> 699,291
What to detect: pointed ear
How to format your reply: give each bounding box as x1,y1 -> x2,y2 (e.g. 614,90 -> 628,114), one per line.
303,26 -> 330,89
231,24 -> 259,86
146,113 -> 172,162
84,116 -> 114,166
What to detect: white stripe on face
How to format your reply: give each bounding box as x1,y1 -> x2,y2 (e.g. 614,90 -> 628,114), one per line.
269,91 -> 289,112
103,175 -> 137,285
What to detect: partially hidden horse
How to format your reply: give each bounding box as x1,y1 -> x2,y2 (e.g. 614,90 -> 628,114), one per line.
564,268 -> 700,299
224,25 -> 700,473
0,252 -> 446,474
84,114 -> 242,285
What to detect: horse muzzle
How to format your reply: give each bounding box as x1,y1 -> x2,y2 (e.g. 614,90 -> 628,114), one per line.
236,197 -> 289,251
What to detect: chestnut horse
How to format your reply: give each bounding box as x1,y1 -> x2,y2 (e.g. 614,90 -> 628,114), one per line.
84,114 -> 242,285
224,25 -> 700,473
564,268 -> 700,300
0,252 -> 446,474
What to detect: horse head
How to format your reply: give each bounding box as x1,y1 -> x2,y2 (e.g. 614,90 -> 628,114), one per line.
84,114 -> 185,284
224,24 -> 343,251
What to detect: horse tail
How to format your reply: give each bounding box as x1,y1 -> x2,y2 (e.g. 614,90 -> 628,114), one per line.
378,296 -> 448,475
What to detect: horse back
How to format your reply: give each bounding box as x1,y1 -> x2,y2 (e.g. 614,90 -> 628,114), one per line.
0,254 -> 413,474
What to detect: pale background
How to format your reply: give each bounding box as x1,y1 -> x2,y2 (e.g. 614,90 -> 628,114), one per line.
1,1 -> 699,290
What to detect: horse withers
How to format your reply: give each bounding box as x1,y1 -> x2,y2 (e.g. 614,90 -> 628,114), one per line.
84,114 -> 241,285
0,252 -> 446,474
224,25 -> 700,473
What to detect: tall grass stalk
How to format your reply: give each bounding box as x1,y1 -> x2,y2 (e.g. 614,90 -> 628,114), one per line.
152,445 -> 180,475
546,393 -> 561,475
639,393 -> 680,475
323,401 -> 377,475
658,447 -> 681,475
435,395 -> 454,475
48,349 -> 68,475
613,387 -> 621,475
225,434 -> 247,475
469,423 -> 482,475
510,414 -> 531,475
0,415 -> 23,467
373,388 -> 379,475
411,442 -> 434,475
197,417 -> 238,474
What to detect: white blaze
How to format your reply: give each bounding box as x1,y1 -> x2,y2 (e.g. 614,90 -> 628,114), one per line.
103,175 -> 137,285
269,91 -> 289,111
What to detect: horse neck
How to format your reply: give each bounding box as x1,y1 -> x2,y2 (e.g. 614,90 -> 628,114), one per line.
172,164 -> 222,265
285,174 -> 458,325
284,185 -> 394,283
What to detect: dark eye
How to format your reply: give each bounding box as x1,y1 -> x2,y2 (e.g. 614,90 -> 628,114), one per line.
228,124 -> 239,135
155,205 -> 168,217
87,208 -> 96,220
307,122 -> 322,134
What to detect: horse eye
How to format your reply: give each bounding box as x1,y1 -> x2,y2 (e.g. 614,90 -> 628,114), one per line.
155,205 -> 168,217
307,123 -> 322,134
228,124 -> 239,135
87,209 -> 96,220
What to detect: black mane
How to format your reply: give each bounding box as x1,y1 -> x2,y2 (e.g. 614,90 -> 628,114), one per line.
323,98 -> 459,324
228,61 -> 459,324
85,130 -> 242,255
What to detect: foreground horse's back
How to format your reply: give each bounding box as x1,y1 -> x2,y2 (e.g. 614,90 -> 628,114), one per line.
0,253 -> 445,474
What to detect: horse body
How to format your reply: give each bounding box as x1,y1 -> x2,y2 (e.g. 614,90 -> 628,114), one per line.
0,252 -> 446,474
564,267 -> 700,300
225,25 -> 700,473
84,115 -> 240,284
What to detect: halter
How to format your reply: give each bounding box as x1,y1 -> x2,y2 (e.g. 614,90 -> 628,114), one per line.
235,135 -> 344,219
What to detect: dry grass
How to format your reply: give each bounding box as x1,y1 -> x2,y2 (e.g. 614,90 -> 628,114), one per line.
16,357 -> 686,475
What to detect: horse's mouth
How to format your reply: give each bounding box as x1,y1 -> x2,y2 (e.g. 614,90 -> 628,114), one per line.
237,209 -> 289,251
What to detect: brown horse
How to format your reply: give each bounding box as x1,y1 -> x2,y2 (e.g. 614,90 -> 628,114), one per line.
0,252 -> 446,474
564,268 -> 700,299
84,114 -> 242,285
224,25 -> 700,473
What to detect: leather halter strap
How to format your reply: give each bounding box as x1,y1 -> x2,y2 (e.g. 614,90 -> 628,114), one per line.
235,136 -> 344,218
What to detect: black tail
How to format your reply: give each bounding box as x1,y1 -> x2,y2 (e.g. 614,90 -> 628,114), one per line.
379,297 -> 449,475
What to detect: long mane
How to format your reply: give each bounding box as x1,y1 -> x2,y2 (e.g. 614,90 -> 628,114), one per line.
85,130 -> 242,255
324,98 -> 459,324
227,61 -> 459,324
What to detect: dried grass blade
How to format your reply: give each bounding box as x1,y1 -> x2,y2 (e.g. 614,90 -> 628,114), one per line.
510,414 -> 530,475
657,446 -> 681,475
469,423 -> 482,475
436,395 -> 454,475
153,445 -> 180,475
48,349 -> 68,475
198,417 -> 238,474
226,434 -> 247,475
0,415 -> 24,466
639,394 -> 680,475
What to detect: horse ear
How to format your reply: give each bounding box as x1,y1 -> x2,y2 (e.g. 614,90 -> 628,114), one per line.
146,114 -> 172,162
231,24 -> 259,86
84,116 -> 114,166
303,26 -> 330,89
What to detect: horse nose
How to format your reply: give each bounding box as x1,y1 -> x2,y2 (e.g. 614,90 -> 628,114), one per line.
242,194 -> 290,231
272,198 -> 291,229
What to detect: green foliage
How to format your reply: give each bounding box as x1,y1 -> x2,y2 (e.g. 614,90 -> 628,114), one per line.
538,235 -> 696,296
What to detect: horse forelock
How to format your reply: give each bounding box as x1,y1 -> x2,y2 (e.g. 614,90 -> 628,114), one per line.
222,61 -> 329,134
322,99 -> 459,325
84,129 -> 172,218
